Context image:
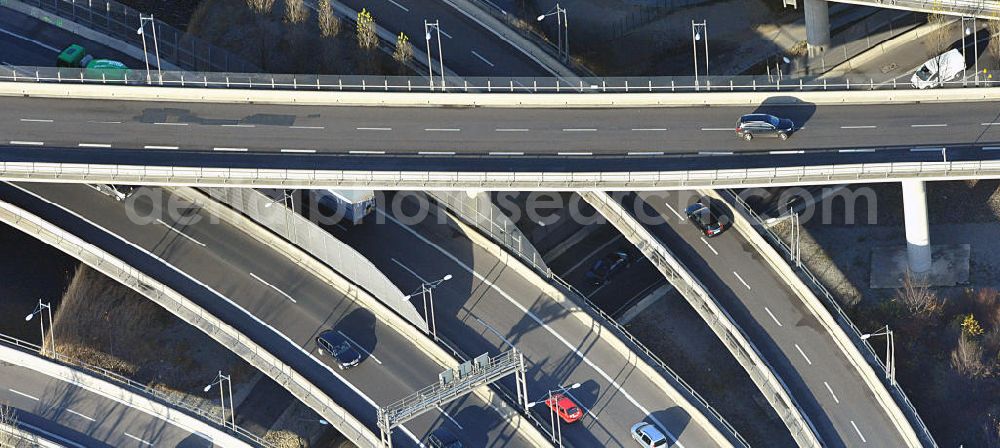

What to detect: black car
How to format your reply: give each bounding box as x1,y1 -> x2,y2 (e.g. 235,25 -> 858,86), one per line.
426,427 -> 463,448
585,250 -> 631,286
316,330 -> 362,369
684,201 -> 729,238
735,113 -> 795,141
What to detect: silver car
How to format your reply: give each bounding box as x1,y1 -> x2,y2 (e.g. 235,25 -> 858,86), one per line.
631,422 -> 669,447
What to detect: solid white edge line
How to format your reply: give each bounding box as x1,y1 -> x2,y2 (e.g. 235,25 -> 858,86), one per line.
823,381 -> 840,404
7,184 -> 419,445
9,141 -> 44,146
764,306 -> 782,327
144,145 -> 179,150
794,344 -> 813,365
378,209 -> 686,448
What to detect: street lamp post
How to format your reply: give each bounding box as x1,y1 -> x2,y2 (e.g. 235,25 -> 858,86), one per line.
537,4 -> 569,62
137,14 -> 161,84
526,382 -> 581,447
404,274 -> 453,341
861,325 -> 895,385
962,17 -> 980,85
424,20 -> 445,91
691,20 -> 708,91
25,300 -> 55,357
204,371 -> 235,429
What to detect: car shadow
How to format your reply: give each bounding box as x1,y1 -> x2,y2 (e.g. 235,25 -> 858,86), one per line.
332,307 -> 378,364
950,27 -> 992,67
750,96 -> 817,136
650,407 -> 692,447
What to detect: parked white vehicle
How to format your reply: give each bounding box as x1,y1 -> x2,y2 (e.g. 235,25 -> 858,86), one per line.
911,49 -> 965,89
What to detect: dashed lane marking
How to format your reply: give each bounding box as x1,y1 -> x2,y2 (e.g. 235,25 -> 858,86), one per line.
840,125 -> 877,129
733,271 -> 751,290
824,381 -> 840,404
850,421 -> 868,443
123,432 -> 153,446
471,50 -> 495,67
700,237 -> 719,255
419,151 -> 456,155
19,118 -> 53,123
249,272 -> 297,303
280,149 -> 316,153
349,150 -> 385,155
78,143 -> 111,148
290,125 -> 325,129
213,147 -> 248,152
8,389 -> 38,401
10,141 -> 43,146
357,127 -> 392,131
144,145 -> 179,150
764,307 -> 782,327
794,343 -> 813,365
386,0 -> 409,11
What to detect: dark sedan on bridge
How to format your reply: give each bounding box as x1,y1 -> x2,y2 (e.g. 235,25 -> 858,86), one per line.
685,201 -> 730,238
316,330 -> 362,370
735,113 -> 795,141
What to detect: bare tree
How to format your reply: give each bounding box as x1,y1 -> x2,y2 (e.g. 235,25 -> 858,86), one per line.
317,0 -> 341,38
984,414 -> 1000,448
951,334 -> 987,378
356,8 -> 378,51
393,32 -> 413,66
0,403 -> 21,447
284,0 -> 308,24
989,20 -> 1000,71
895,272 -> 941,317
247,0 -> 275,14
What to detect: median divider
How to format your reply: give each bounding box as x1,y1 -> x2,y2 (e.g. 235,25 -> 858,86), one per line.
168,186 -> 553,448
4,80 -> 1000,108
0,344 -> 250,447
703,188 -> 931,447
0,199 -> 382,448
579,191 -> 823,448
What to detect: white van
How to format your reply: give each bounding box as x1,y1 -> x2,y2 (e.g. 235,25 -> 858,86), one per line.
911,49 -> 965,89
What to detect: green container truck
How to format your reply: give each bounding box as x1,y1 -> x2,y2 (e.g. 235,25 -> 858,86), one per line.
56,44 -> 131,81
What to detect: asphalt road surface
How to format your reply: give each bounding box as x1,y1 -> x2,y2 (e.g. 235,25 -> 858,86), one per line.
1,357 -> 218,447
0,182 -> 538,448
323,192 -> 737,447
0,8 -> 143,68
335,0 -> 551,77
634,190 -> 913,448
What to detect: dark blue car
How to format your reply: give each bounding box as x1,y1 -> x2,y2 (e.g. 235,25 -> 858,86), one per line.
316,330 -> 361,370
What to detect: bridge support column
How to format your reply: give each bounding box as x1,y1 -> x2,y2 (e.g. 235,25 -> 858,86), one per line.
901,180 -> 932,275
804,0 -> 831,55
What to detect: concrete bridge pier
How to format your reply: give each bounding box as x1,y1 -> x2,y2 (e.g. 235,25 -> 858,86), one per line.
901,180 -> 932,275
804,0 -> 831,55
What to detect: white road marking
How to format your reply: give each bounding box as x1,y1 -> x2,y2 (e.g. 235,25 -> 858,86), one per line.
290,125 -> 324,129
824,381 -> 840,404
213,147 -> 248,152
249,272 -> 297,303
437,405 -> 464,429
698,151 -> 733,155
627,151 -> 664,156
280,148 -> 316,153
66,409 -> 96,421
850,420 -> 868,443
495,128 -> 529,132
489,151 -> 524,156
473,315 -> 516,350
337,330 -> 382,365
558,152 -> 593,156
8,389 -> 39,401
981,122 -> 1000,126
155,219 -> 206,247
10,141 -> 43,146
153,122 -> 188,126
910,147 -> 945,152
0,26 -> 61,52
794,343 -> 813,365
78,143 -> 112,148
840,125 -> 877,129
123,432 -> 153,446
357,127 -> 392,131
419,151 -> 456,155
910,123 -> 947,127
378,209 -> 686,448
631,128 -> 667,131
89,121 -> 122,124
424,128 -> 461,132
733,271 -> 751,290
471,50 -> 495,67
391,258 -> 430,283
663,203 -> 685,221
700,237 -> 719,255
983,147 -> 1000,151
438,27 -> 453,39
349,150 -> 386,155
20,118 -> 53,123
839,148 -> 875,153
769,150 -> 804,154
700,127 -> 732,131
386,0 -> 409,11
144,145 -> 179,150
221,124 -> 255,128
562,128 -> 597,132
764,306 -> 783,327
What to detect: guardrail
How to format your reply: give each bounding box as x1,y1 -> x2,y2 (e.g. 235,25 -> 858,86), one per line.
0,199 -> 381,447
0,332 -> 273,447
429,190 -> 749,446
2,0 -> 255,72
5,63 -> 1000,93
580,191 -> 822,447
0,421 -> 61,448
840,0 -> 1000,18
192,187 -> 426,331
723,188 -> 938,447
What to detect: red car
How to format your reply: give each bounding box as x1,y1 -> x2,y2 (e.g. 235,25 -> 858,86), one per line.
545,393 -> 583,423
